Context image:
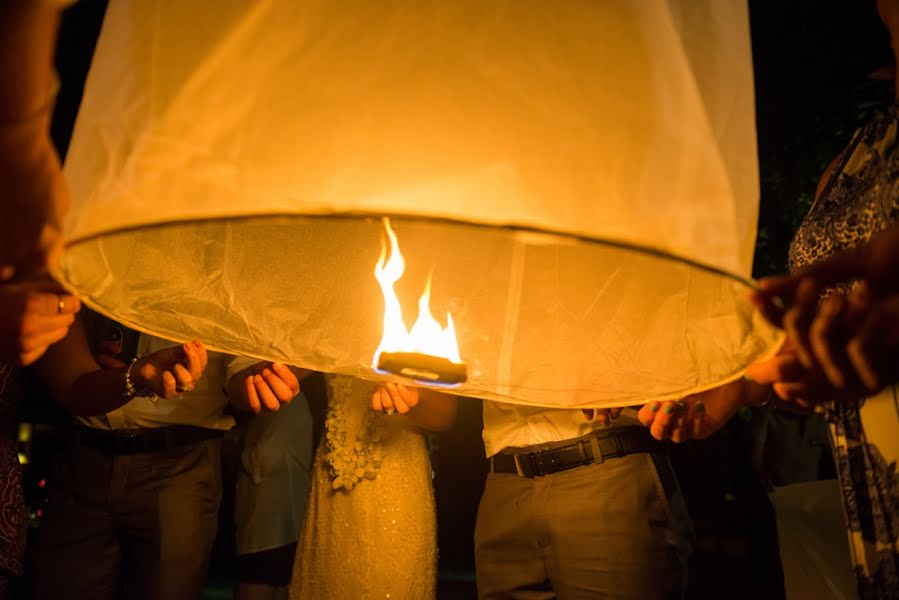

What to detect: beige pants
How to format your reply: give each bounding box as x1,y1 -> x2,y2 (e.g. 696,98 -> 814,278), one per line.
475,451 -> 692,600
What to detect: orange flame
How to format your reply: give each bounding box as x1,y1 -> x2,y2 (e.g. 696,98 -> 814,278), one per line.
372,218 -> 462,367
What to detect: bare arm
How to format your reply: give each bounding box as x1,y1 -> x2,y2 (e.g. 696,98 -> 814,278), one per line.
35,319 -> 208,416
0,0 -> 62,121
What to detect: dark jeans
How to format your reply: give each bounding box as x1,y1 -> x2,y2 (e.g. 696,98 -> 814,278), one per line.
29,438 -> 222,600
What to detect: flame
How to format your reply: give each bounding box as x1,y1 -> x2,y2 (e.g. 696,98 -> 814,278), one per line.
372,218 -> 463,367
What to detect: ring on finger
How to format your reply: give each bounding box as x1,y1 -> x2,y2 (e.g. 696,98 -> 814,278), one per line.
57,296 -> 66,313
385,407 -> 396,415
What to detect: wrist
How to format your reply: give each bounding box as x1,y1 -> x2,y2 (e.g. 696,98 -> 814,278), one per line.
123,356 -> 154,399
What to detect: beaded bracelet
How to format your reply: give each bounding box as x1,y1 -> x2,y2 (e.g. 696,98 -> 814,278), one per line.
123,357 -> 155,401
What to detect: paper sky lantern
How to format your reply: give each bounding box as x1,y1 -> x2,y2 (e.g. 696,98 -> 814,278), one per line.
56,0 -> 782,408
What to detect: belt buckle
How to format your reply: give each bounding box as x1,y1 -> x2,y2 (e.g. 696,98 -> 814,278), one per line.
512,453 -> 535,477
588,434 -> 604,464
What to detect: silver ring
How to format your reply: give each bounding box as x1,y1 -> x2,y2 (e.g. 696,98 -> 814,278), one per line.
176,384 -> 194,393
57,297 -> 65,313
385,408 -> 396,415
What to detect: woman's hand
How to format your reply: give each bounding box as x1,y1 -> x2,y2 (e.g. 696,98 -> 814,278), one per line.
750,222 -> 899,395
637,379 -> 748,443
131,340 -> 208,399
232,361 -> 302,414
0,279 -> 79,365
371,382 -> 458,430
372,382 -> 418,415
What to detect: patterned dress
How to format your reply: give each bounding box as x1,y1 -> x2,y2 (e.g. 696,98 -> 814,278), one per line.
789,103 -> 899,599
290,375 -> 437,599
0,363 -> 25,595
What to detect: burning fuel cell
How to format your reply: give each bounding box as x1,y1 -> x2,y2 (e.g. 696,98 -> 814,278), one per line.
372,218 -> 468,385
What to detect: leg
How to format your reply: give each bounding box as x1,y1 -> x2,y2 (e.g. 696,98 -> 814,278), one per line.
119,438 -> 223,600
544,453 -> 692,600
29,444 -> 121,600
475,472 -> 555,600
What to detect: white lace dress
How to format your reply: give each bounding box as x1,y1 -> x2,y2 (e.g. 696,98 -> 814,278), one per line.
290,374 -> 437,599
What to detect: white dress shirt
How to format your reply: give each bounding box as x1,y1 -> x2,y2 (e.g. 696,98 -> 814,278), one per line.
78,334 -> 235,431
482,401 -> 642,458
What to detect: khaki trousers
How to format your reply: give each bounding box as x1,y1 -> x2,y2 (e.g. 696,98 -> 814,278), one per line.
475,451 -> 692,600
30,438 -> 222,600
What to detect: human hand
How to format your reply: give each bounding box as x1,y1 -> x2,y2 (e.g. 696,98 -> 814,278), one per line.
0,279 -> 79,365
637,379 -> 747,442
131,340 -> 208,399
581,407 -> 623,425
750,223 -> 899,394
0,125 -> 68,280
745,337 -> 858,407
234,361 -> 301,414
372,382 -> 419,415
95,337 -> 127,369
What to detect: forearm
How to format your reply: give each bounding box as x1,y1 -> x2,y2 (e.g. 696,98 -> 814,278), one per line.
61,365 -> 134,416
408,389 -> 457,431
0,1 -> 62,121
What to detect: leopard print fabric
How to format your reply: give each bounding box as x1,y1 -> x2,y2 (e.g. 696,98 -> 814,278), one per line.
788,103 -> 899,599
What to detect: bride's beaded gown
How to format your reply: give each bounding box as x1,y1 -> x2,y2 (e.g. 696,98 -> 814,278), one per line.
290,374 -> 437,599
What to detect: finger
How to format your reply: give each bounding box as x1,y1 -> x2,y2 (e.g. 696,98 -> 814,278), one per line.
262,368 -> 295,402
254,374 -> 280,411
380,385 -> 395,414
772,381 -> 813,403
18,347 -> 48,367
669,402 -> 688,443
595,409 -> 609,425
172,363 -> 194,390
808,295 -> 851,388
372,387 -> 384,412
847,311 -> 889,392
748,288 -> 787,328
244,377 -> 261,414
99,340 -> 123,357
181,342 -> 202,382
398,383 -> 418,409
582,409 -> 595,421
19,320 -> 73,354
691,401 -> 706,440
272,362 -> 300,395
97,354 -> 127,369
649,402 -> 679,441
19,313 -> 76,338
386,383 -> 410,414
638,402 -> 661,428
24,292 -> 79,316
160,370 -> 177,399
745,352 -> 807,384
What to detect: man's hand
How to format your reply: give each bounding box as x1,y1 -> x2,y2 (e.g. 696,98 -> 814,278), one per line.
0,279 -> 79,365
131,340 -> 208,399
233,361 -> 302,414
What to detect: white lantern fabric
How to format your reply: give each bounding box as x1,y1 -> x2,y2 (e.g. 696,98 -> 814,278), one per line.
56,0 -> 782,408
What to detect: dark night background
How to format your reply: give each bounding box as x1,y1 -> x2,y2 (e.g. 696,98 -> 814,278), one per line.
18,1 -> 896,598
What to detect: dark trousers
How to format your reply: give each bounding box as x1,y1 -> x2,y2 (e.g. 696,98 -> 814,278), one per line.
29,438 -> 222,600
475,452 -> 693,600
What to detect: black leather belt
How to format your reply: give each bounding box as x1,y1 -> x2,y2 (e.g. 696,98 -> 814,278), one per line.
72,425 -> 224,455
490,426 -> 661,478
